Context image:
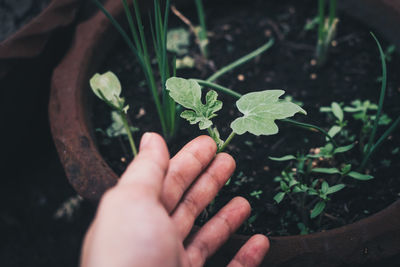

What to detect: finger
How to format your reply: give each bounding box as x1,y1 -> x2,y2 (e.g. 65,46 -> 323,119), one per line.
227,235 -> 270,267
162,135 -> 217,212
118,132 -> 170,198
171,153 -> 236,238
186,197 -> 251,267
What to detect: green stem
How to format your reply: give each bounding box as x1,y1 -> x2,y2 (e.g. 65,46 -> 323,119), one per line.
194,0 -> 208,58
218,131 -> 236,153
363,33 -> 387,161
360,116 -> 400,170
329,0 -> 337,25
281,119 -> 338,148
206,39 -> 274,83
120,112 -> 138,157
194,79 -> 243,99
318,0 -> 326,44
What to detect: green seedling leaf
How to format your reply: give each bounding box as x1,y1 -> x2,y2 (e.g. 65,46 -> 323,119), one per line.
90,72 -> 124,108
331,102 -> 344,122
280,181 -> 289,191
341,164 -> 352,175
334,143 -> 355,154
321,181 -> 329,194
327,184 -> 345,195
166,78 -> 223,130
312,167 -> 340,174
269,155 -> 296,161
348,171 -> 374,181
310,201 -> 326,219
274,192 -> 286,204
167,28 -> 190,56
328,125 -> 341,138
231,90 -> 306,136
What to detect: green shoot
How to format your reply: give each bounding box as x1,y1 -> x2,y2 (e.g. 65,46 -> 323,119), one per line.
90,72 -> 138,157
194,0 -> 209,58
166,77 -> 306,152
316,0 -> 338,66
360,33 -> 400,170
207,39 -> 275,83
93,0 -> 176,139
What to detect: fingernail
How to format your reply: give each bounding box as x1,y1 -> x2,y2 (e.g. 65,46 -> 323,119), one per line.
140,132 -> 153,151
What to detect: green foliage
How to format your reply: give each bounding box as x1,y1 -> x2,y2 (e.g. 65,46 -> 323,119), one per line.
166,77 -> 222,130
106,111 -> 139,138
315,0 -> 338,66
90,72 -> 127,110
166,77 -> 306,150
231,90 -> 306,136
90,72 -> 138,157
167,28 -> 190,56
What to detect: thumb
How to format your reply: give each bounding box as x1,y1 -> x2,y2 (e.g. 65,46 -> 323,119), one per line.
119,132 -> 170,198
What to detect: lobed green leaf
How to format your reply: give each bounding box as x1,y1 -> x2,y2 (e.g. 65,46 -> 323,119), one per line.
231,90 -> 306,136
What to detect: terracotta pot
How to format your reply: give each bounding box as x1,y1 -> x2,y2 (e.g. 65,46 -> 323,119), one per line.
0,0 -> 81,78
49,0 -> 400,266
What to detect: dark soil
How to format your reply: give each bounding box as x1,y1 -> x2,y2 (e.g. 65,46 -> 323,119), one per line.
0,0 -> 51,41
92,0 -> 400,237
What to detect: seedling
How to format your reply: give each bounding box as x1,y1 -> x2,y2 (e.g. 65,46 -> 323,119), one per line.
90,72 -> 138,157
194,0 -> 209,58
166,77 -> 306,152
316,0 -> 338,66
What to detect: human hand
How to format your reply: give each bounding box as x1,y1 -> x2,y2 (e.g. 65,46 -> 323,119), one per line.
81,133 -> 269,267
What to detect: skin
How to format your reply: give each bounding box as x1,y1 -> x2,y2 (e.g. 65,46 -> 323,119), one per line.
81,133 -> 270,267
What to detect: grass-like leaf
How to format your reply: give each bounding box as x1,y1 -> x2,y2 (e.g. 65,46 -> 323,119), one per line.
269,155 -> 296,161
348,171 -> 374,181
311,167 -> 340,174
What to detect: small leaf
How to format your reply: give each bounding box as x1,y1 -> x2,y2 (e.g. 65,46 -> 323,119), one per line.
328,125 -> 342,138
341,164 -> 352,175
280,181 -> 289,191
269,155 -> 296,161
334,143 -> 355,154
166,78 -> 222,130
348,171 -> 374,181
90,72 -> 123,107
321,181 -> 329,194
311,168 -> 340,174
273,192 -> 286,204
310,201 -> 326,219
327,184 -> 345,195
167,28 -> 190,56
331,102 -> 344,122
231,90 -> 306,136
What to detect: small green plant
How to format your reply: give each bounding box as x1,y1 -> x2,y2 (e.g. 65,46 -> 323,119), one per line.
194,0 -> 209,58
165,77 -> 306,152
93,0 -> 177,138
90,72 -> 138,157
316,0 -> 338,65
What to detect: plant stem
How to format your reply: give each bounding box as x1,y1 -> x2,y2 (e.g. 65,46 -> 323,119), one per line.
194,79 -> 243,99
329,0 -> 337,25
282,119 -> 338,148
194,0 -> 208,58
206,39 -> 275,83
218,131 -> 236,153
360,116 -> 400,170
120,112 -> 138,157
363,33 -> 387,163
318,0 -> 326,44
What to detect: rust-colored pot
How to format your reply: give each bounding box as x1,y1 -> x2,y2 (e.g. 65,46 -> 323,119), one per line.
0,0 -> 81,78
49,0 -> 400,266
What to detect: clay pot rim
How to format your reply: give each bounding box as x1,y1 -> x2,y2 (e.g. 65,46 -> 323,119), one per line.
49,0 -> 400,243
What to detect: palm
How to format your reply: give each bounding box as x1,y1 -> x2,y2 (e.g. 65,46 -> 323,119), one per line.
81,134 -> 269,267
